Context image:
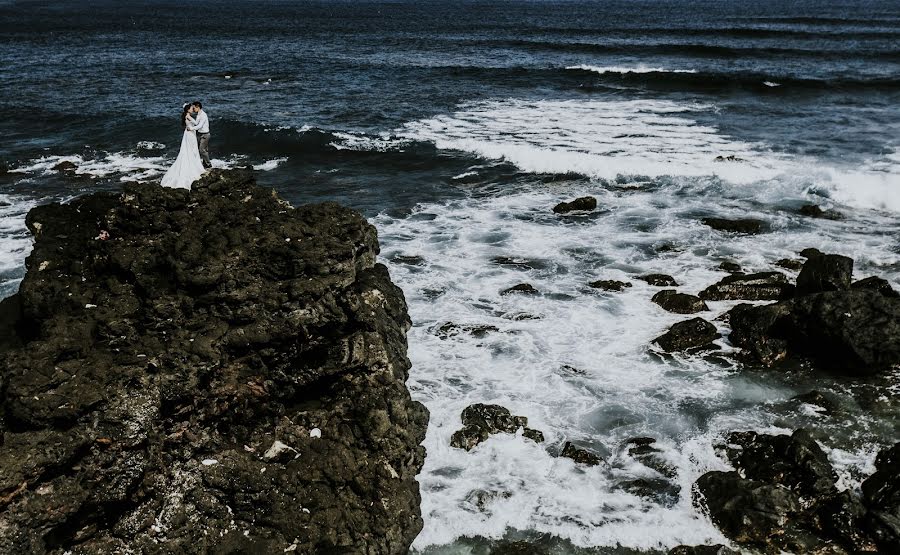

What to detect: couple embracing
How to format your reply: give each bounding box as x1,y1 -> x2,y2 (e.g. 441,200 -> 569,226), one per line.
161,101 -> 212,189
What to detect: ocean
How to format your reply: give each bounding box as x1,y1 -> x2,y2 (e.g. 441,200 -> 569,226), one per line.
1,0 -> 899,552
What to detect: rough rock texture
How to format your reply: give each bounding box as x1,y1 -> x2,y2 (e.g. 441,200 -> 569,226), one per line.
798,204 -> 844,220
450,404 -> 542,451
638,274 -> 679,287
729,290 -> 900,374
717,261 -> 743,274
651,290 -> 709,314
701,217 -> 765,234
653,318 -> 720,352
0,169 -> 429,554
588,279 -> 631,292
560,442 -> 602,466
852,276 -> 899,298
668,545 -> 738,555
552,196 -> 597,214
695,430 -> 884,553
501,283 -> 539,296
861,443 -> 900,549
796,253 -> 853,296
699,272 -> 795,301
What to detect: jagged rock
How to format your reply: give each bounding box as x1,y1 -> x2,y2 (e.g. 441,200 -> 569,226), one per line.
852,276 -> 899,298
701,217 -> 765,234
717,261 -> 743,274
450,404 -> 539,451
560,442 -> 603,466
625,437 -> 677,479
501,283 -> 539,296
651,290 -> 709,314
522,428 -> 545,443
729,290 -> 900,374
653,318 -> 719,352
799,204 -> 844,220
775,258 -> 804,271
553,196 -> 597,214
638,273 -> 679,287
435,322 -> 499,339
861,443 -> 900,549
588,279 -> 632,292
668,545 -> 738,555
714,155 -> 746,163
699,271 -> 794,301
52,160 -> 77,173
0,169 -> 428,554
796,253 -> 853,295
389,254 -> 425,266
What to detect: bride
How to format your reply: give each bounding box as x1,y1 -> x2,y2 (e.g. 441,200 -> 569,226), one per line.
161,103 -> 206,188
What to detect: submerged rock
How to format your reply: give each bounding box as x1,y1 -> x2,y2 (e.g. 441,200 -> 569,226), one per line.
796,253 -> 853,295
651,290 -> 709,314
501,283 -> 539,296
450,404 -> 542,451
699,271 -> 794,301
52,160 -> 78,173
560,442 -> 603,466
717,261 -> 743,274
588,279 -> 632,292
638,273 -> 679,287
0,169 -> 429,554
701,217 -> 765,234
653,318 -> 719,352
729,290 -> 900,374
553,196 -> 597,214
798,204 -> 844,220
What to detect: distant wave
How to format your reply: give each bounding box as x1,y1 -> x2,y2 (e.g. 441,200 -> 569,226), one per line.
566,64 -> 697,75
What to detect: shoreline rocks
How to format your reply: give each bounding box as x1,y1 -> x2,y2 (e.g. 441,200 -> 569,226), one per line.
553,196 -> 597,214
450,404 -> 543,451
651,290 -> 709,314
701,217 -> 765,234
0,169 -> 428,554
653,318 -> 719,352
638,274 -> 679,287
699,271 -> 794,301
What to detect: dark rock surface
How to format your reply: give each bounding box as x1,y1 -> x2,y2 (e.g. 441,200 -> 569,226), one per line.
852,276 -> 899,298
798,204 -> 844,220
435,322 -> 499,339
695,430 -> 885,552
699,271 -> 794,301
553,196 -> 597,214
796,253 -> 853,295
638,274 -> 679,287
775,258 -> 804,271
501,283 -> 539,296
729,290 -> 900,373
861,443 -> 900,549
560,442 -> 602,466
0,169 -> 429,554
668,545 -> 738,555
717,261 -> 743,274
701,217 -> 765,234
653,318 -> 719,352
52,160 -> 77,173
651,290 -> 709,314
588,279 -> 632,292
450,404 -> 542,451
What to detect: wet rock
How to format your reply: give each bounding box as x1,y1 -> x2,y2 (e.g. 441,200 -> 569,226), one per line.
799,204 -> 844,220
699,271 -> 794,301
501,283 -> 539,296
701,217 -> 765,234
560,442 -> 603,466
653,318 -> 720,352
492,540 -> 550,555
651,290 -> 709,314
775,258 -> 804,271
588,279 -> 632,292
714,155 -> 746,163
389,253 -> 425,266
491,256 -> 543,270
729,290 -> 900,374
625,437 -> 677,479
791,390 -> 840,415
620,477 -> 680,506
796,253 -> 853,295
638,273 -> 679,287
816,490 -> 875,551
52,160 -> 78,173
522,428 -> 545,443
553,196 -> 597,214
435,322 -> 500,339
717,261 -> 743,274
800,247 -> 823,259
668,545 -> 738,555
852,276 -> 899,298
450,404 -> 539,451
0,169 -> 429,554
861,443 -> 900,549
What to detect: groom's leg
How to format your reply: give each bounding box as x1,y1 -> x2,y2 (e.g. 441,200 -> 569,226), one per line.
198,133 -> 212,168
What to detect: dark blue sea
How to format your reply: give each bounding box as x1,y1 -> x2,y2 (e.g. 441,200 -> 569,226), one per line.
2,1 -> 899,551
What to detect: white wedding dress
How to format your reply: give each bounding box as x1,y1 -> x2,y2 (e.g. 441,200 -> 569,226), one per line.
161,117 -> 205,189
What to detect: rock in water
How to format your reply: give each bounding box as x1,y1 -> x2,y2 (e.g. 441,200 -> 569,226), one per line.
588,279 -> 632,292
699,271 -> 794,301
653,318 -> 720,352
796,253 -> 853,295
560,442 -> 603,466
729,290 -> 900,374
553,196 -> 597,214
501,283 -> 539,295
0,169 -> 429,554
798,204 -> 844,220
700,217 -> 765,234
651,290 -> 709,314
852,276 -> 899,298
638,273 -> 679,287
861,443 -> 900,549
450,404 -> 542,451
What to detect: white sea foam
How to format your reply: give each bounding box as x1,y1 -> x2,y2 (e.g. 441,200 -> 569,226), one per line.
330,131 -> 411,152
252,157 -> 288,171
763,81 -> 782,87
567,64 -> 698,75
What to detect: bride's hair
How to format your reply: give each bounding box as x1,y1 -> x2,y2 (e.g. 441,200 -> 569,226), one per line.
181,103 -> 191,129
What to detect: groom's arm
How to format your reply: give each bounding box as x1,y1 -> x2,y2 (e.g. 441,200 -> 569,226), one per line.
185,115 -> 200,131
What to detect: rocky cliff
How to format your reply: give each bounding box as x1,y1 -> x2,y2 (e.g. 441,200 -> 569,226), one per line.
0,169 -> 428,554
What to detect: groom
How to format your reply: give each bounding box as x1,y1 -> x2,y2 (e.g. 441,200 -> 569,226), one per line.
188,101 -> 211,169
